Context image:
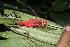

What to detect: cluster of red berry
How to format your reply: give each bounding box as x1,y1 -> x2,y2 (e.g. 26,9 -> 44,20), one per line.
18,19 -> 48,27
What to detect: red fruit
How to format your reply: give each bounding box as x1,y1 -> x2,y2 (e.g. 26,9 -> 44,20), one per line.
26,21 -> 34,27
18,20 -> 27,25
18,19 -> 48,27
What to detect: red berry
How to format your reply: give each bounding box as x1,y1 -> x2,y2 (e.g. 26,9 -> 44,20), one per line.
18,19 -> 48,27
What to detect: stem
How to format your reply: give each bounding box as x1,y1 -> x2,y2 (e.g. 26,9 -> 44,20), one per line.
16,0 -> 38,16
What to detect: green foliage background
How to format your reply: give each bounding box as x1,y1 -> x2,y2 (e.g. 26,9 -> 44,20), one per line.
0,0 -> 70,47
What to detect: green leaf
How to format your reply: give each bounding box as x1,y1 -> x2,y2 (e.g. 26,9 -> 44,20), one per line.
0,9 -> 64,47
0,14 -> 2,18
0,18 -> 19,24
0,13 -> 19,24
0,31 -> 24,39
52,0 -> 70,12
49,11 -> 70,26
0,39 -> 55,47
4,9 -> 41,21
10,26 -> 62,44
